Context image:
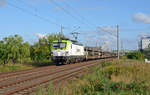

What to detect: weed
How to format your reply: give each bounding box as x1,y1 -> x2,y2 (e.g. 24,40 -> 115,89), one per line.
101,61 -> 113,67
34,59 -> 150,95
68,59 -> 150,95
48,82 -> 53,95
0,64 -> 34,72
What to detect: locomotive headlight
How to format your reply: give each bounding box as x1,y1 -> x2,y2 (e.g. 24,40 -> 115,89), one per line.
51,52 -> 53,56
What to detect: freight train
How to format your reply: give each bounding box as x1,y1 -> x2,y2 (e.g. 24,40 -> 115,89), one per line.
51,38 -> 116,65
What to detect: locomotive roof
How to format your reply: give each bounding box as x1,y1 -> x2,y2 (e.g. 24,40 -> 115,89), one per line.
60,37 -> 83,46
73,42 -> 83,46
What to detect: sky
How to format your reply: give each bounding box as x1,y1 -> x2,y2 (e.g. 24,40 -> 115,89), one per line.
0,0 -> 150,50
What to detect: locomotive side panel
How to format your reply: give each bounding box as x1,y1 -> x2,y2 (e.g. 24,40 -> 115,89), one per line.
70,44 -> 84,56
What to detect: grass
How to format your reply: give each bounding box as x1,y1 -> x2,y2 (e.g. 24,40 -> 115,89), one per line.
0,63 -> 35,73
68,59 -> 150,95
31,82 -> 67,95
36,58 -> 150,95
0,59 -> 53,73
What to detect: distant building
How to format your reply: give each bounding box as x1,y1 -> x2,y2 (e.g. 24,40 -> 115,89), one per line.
139,36 -> 150,50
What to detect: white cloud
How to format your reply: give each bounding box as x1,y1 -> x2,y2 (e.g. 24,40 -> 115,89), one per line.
35,33 -> 47,39
133,13 -> 150,24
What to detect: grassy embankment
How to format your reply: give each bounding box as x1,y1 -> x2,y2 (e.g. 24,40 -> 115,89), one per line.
0,63 -> 34,73
36,58 -> 150,95
68,59 -> 150,95
0,60 -> 52,73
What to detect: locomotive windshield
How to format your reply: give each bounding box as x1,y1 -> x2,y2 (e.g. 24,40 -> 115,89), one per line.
53,42 -> 66,48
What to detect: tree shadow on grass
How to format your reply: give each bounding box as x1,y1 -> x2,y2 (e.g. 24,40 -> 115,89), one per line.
25,61 -> 56,67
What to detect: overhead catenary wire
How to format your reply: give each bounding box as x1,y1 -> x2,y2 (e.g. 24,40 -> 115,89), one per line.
8,0 -> 118,39
55,0 -> 119,37
12,0 -> 116,38
59,1 -> 121,37
48,0 -> 94,29
13,0 -> 38,12
60,0 -> 120,40
98,26 -> 117,37
61,1 -> 97,29
71,26 -> 80,33
59,0 -> 120,46
7,1 -> 61,27
14,0 -> 97,34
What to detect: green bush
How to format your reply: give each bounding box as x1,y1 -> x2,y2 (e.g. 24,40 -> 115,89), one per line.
72,61 -> 150,95
126,51 -> 145,61
75,69 -> 150,95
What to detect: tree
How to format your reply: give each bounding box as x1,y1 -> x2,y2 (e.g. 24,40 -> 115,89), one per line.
0,41 -> 8,64
126,51 -> 145,61
0,33 -> 65,64
19,42 -> 30,63
30,33 -> 64,62
0,35 -> 30,64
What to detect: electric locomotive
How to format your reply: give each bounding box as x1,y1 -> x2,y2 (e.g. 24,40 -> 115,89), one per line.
51,38 -> 85,64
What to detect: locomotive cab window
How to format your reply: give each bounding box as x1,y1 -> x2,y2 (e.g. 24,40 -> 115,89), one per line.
53,42 -> 66,48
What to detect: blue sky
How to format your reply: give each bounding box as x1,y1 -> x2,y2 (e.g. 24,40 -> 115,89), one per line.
0,0 -> 150,50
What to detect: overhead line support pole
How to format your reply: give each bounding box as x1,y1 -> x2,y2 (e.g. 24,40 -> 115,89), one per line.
59,25 -> 64,41
61,25 -> 63,34
117,25 -> 120,60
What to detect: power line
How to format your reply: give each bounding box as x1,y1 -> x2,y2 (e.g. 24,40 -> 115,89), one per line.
13,0 -> 61,26
14,0 -> 37,12
14,0 -> 99,33
98,27 -> 117,37
7,1 -> 60,26
102,30 -> 117,37
14,0 -> 96,30
57,1 -> 118,37
8,0 -> 119,45
48,0 -> 93,29
61,1 -> 121,40
61,1 -> 97,29
71,26 -> 80,33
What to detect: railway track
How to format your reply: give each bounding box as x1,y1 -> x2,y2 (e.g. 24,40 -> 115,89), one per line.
0,65 -> 58,82
0,59 -> 113,95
